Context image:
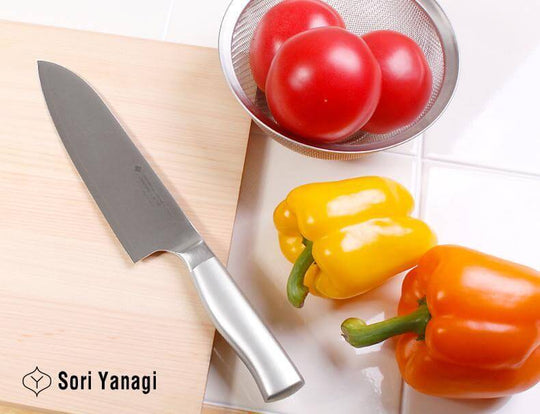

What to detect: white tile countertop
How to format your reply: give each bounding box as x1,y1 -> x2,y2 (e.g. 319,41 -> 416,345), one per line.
1,0 -> 539,413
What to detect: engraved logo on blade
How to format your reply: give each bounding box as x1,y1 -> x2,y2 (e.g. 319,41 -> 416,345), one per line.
134,165 -> 164,207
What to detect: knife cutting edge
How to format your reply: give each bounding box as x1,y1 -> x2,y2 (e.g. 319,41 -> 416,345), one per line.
37,61 -> 304,402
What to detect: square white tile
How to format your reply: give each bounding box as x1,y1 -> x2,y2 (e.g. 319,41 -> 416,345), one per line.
403,385 -> 540,414
204,127 -> 418,413
402,161 -> 540,414
164,0 -> 230,48
420,161 -> 540,268
0,0 -> 172,40
386,136 -> 420,156
423,0 -> 540,175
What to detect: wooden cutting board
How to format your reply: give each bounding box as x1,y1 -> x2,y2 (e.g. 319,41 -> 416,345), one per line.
0,21 -> 251,413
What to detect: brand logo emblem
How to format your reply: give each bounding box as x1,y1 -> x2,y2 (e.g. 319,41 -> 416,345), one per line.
22,367 -> 52,397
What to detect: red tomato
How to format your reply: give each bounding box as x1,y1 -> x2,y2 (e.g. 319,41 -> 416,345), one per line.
249,0 -> 345,92
362,30 -> 432,134
266,27 -> 381,143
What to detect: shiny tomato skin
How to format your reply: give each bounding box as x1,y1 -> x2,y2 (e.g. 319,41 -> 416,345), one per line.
249,0 -> 345,92
266,27 -> 381,143
362,30 -> 432,134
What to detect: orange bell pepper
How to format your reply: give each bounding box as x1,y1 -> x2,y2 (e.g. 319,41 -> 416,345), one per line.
341,245 -> 540,398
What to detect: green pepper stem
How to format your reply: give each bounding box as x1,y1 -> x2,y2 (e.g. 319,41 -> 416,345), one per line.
287,239 -> 314,308
341,302 -> 431,348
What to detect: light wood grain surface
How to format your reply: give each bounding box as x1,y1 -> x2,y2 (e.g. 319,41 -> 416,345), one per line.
0,403 -> 251,414
201,405 -> 251,414
0,21 -> 250,413
0,403 -> 252,414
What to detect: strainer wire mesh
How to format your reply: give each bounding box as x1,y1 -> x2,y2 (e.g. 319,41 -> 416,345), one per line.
227,0 -> 451,158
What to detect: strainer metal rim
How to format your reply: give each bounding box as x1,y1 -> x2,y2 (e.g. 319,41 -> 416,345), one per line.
218,0 -> 459,155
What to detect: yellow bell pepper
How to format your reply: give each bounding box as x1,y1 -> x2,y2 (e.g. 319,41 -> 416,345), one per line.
274,176 -> 437,307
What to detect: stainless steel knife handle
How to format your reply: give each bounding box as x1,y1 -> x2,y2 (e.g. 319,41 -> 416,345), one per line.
175,241 -> 304,402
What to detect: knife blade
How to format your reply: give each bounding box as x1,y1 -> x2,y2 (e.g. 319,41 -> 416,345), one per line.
38,61 -> 303,402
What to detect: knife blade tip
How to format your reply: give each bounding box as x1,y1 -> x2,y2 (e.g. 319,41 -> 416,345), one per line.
37,60 -> 51,70
37,61 -> 68,80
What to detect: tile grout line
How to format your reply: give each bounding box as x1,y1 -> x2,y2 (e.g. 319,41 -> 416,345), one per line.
399,135 -> 424,414
204,399 -> 278,414
161,0 -> 175,40
416,135 -> 425,219
422,155 -> 540,180
386,149 -> 540,181
413,136 -> 425,218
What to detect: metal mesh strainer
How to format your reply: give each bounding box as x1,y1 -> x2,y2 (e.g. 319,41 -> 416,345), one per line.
219,0 -> 459,159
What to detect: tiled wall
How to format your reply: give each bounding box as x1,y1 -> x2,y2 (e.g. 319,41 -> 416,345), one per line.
0,0 -> 228,47
1,0 -> 538,413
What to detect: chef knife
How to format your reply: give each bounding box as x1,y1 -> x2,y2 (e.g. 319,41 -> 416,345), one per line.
38,61 -> 304,402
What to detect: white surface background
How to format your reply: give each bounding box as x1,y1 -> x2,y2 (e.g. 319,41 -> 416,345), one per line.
1,0 -> 539,413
